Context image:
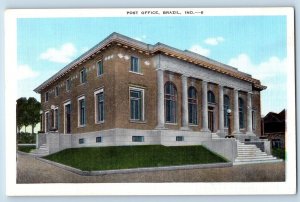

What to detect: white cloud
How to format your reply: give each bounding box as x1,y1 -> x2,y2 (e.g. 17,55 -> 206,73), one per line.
40,43 -> 77,63
134,35 -> 147,41
17,64 -> 39,80
204,37 -> 224,46
228,53 -> 287,80
228,54 -> 287,115
189,45 -> 210,57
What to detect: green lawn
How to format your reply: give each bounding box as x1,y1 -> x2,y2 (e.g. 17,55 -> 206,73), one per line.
43,145 -> 227,171
18,145 -> 36,153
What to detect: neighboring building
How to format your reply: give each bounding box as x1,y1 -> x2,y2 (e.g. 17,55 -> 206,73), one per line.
262,110 -> 285,149
34,32 -> 267,155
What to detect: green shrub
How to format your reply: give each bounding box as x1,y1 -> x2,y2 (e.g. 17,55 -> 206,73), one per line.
272,148 -> 285,160
17,132 -> 36,144
18,145 -> 36,153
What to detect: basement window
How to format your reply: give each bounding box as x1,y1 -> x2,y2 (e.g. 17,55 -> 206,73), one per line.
96,136 -> 102,143
132,136 -> 144,142
176,136 -> 184,141
79,138 -> 84,144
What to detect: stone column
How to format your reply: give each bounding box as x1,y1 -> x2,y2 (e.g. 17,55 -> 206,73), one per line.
156,69 -> 165,129
246,92 -> 253,135
217,85 -> 224,134
201,80 -> 209,132
181,75 -> 189,130
233,89 -> 240,134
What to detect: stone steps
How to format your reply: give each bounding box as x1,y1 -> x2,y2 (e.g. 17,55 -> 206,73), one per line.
234,140 -> 282,165
30,144 -> 49,156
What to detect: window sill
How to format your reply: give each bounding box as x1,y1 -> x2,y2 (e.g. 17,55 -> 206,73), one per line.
78,125 -> 86,128
129,71 -> 143,76
97,74 -> 104,78
129,120 -> 147,124
95,121 -> 105,124
78,82 -> 87,86
188,124 -> 198,127
165,122 -> 178,125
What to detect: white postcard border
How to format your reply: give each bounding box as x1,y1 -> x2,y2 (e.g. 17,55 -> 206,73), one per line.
5,8 -> 296,196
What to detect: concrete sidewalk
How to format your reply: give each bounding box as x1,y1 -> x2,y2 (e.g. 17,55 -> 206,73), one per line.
17,152 -> 285,183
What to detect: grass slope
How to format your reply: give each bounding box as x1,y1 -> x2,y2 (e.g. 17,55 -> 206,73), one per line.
44,145 -> 227,171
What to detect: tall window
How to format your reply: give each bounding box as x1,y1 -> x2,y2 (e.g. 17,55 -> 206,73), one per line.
45,112 -> 49,132
95,89 -> 104,123
97,60 -> 103,76
45,92 -> 49,102
130,87 -> 144,121
165,82 -> 177,123
224,95 -> 230,128
130,56 -> 140,73
78,97 -> 86,126
55,86 -> 59,97
239,98 -> 244,129
80,68 -> 87,84
188,86 -> 198,125
54,108 -> 59,130
208,91 -> 215,104
66,78 -> 71,91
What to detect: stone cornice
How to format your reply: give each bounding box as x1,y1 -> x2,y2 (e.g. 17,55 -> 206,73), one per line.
34,32 -> 266,93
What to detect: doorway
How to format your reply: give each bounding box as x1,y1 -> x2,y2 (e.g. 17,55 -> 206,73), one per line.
208,106 -> 214,132
65,104 -> 71,134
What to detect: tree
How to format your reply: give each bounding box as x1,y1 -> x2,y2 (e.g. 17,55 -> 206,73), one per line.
27,97 -> 41,134
16,97 -> 27,132
16,97 -> 41,134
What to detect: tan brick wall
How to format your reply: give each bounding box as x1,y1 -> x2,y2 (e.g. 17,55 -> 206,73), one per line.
113,46 -> 157,130
40,44 -> 263,136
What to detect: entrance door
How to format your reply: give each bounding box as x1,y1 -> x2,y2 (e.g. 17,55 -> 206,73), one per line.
65,104 -> 71,134
208,107 -> 214,132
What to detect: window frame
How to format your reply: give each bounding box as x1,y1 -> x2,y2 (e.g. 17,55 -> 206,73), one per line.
129,86 -> 145,122
132,136 -> 144,142
239,97 -> 245,129
224,95 -> 230,128
54,107 -> 59,130
94,88 -> 105,124
165,81 -> 177,124
207,90 -> 216,104
80,67 -> 87,84
188,86 -> 198,125
96,136 -> 102,143
66,78 -> 71,92
129,56 -> 141,74
45,92 -> 49,102
79,138 -> 84,144
63,100 -> 71,134
176,136 -> 184,141
45,111 -> 50,132
97,60 -> 104,77
78,96 -> 86,127
55,86 -> 59,97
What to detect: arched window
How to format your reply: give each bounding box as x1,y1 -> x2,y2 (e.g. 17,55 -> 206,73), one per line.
239,98 -> 244,128
224,95 -> 230,128
208,91 -> 215,104
188,87 -> 198,125
165,82 -> 177,123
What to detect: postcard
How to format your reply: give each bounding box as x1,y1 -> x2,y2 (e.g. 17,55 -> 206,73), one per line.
5,8 -> 295,195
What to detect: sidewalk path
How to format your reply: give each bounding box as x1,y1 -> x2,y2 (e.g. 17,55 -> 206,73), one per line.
17,152 -> 285,183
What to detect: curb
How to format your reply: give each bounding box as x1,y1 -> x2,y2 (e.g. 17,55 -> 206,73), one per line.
36,157 -> 233,176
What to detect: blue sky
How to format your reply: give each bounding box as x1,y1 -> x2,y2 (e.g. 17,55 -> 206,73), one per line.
17,16 -> 287,116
